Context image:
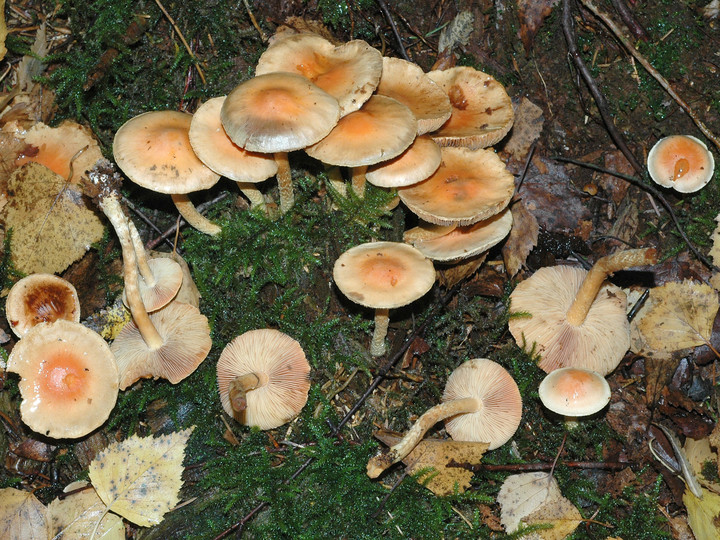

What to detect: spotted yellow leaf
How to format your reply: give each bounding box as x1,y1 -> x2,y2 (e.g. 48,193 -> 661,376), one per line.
684,487 -> 720,540
0,487 -> 49,540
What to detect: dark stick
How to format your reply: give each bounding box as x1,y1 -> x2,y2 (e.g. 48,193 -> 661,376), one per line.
609,0 -> 648,41
375,0 -> 411,61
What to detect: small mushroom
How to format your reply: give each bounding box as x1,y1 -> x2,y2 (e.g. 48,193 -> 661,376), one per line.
365,136 -> 442,189
538,367 -> 611,429
647,135 -> 715,193
216,329 -> 311,430
367,358 -> 522,478
6,273 -> 80,337
333,242 -> 435,357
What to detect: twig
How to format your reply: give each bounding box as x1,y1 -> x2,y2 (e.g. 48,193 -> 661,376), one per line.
154,0 -> 206,85
579,0 -> 720,152
448,460 -> 631,472
609,0 -> 648,41
375,0 -> 411,61
121,196 -> 177,252
241,0 -> 267,42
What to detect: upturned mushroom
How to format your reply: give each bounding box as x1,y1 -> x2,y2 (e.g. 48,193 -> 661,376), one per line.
333,242 -> 435,357
509,248 -> 657,375
647,135 -> 714,193
538,367 -> 611,429
367,358 -> 522,478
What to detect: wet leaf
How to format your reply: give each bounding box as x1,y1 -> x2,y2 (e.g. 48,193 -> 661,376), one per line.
47,482 -> 124,539
503,97 -> 544,163
0,487 -> 49,540
518,0 -> 560,53
683,487 -> 720,540
711,212 -> 720,266
684,437 -> 720,494
89,427 -> 194,527
502,201 -> 539,277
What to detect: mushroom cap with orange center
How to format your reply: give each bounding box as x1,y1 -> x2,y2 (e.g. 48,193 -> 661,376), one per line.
216,329 -> 311,430
7,319 -> 119,439
647,135 -> 714,193
6,274 -> 81,338
538,367 -> 611,418
333,241 -> 435,310
113,111 -> 220,195
427,66 -> 514,149
397,146 -> 515,226
255,34 -> 382,116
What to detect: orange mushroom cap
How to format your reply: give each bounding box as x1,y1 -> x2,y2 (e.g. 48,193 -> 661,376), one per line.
647,135 -> 714,193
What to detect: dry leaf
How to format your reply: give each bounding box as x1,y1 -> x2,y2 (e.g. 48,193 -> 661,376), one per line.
17,23 -> 48,91
502,201 -> 539,277
711,213 -> 720,266
89,427 -> 194,527
436,252 -> 488,289
525,494 -> 583,540
2,162 -> 105,274
683,487 -> 720,540
636,281 -> 719,352
517,0 -> 561,53
0,487 -> 49,540
503,97 -> 544,162
0,0 -> 7,62
685,437 -> 720,494
48,482 -> 124,539
374,430 -> 488,496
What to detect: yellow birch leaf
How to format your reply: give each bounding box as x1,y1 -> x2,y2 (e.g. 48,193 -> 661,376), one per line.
683,487 -> 720,540
47,484 -> 124,540
524,494 -> 583,540
0,0 -> 7,62
636,281 -> 719,352
497,472 -> 562,533
0,487 -> 49,540
89,427 -> 194,527
684,437 -> 720,494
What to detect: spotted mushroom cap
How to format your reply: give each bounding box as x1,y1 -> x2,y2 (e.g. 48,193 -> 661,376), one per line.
647,135 -> 715,193
333,241 -> 435,310
508,265 -> 630,376
216,329 -> 311,430
113,110 -> 220,195
442,358 -> 522,450
7,319 -> 119,439
6,273 -> 81,338
538,367 -> 611,418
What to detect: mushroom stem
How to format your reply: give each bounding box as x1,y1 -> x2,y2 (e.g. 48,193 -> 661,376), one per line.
370,308 -> 390,357
171,193 -> 222,236
228,372 -> 269,413
127,219 -> 156,287
236,181 -> 267,212
326,166 -> 347,198
351,165 -> 368,198
367,396 -> 482,478
99,193 -> 165,350
565,248 -> 657,326
275,151 -> 294,213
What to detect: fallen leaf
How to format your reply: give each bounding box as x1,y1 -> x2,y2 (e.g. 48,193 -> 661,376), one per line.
711,213 -> 720,266
636,281 -> 719,352
47,482 -> 124,539
517,0 -> 561,53
503,97 -> 544,163
683,487 -> 720,540
374,430 -> 488,496
436,252 -> 488,289
684,437 -> 720,494
2,161 -> 105,274
89,427 -> 194,527
0,0 -> 6,62
524,493 -> 583,540
502,201 -> 539,277
17,23 -> 48,92
0,487 -> 49,540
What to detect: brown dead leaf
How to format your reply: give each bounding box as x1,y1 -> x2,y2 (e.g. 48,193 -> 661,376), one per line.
503,201 -> 539,277
710,213 -> 720,267
436,252 -> 488,289
503,97 -> 544,163
47,482 -> 124,540
0,487 -> 49,540
375,430 -> 488,496
636,281 -> 719,352
644,357 -> 676,406
517,0 -> 561,53
2,162 -> 105,274
17,24 -> 48,92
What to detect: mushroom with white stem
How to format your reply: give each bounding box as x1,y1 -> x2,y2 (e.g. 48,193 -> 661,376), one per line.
367,358 -> 522,478
537,367 -> 611,429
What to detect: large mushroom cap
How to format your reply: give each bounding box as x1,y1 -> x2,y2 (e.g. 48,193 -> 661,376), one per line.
6,273 -> 81,337
366,135 -> 442,188
442,358 -> 522,450
333,241 -> 435,309
216,329 -> 311,430
647,135 -> 714,193
113,110 -> 220,195
538,367 -> 611,418
221,72 -> 341,153
7,320 -> 119,439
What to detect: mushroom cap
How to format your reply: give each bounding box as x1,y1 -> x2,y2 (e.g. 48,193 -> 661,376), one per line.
255,34 -> 382,116
397,146 -> 515,226
508,265 -> 630,375
305,95 -> 417,167
375,56 -> 452,135
148,251 -> 201,308
333,241 -> 435,310
427,66 -> 514,149
442,358 -> 522,450
113,111 -> 220,195
6,273 -> 81,338
538,367 -> 611,417
189,96 -> 278,183
366,135 -> 442,188
7,320 -> 119,439
406,207 -> 513,261
111,301 -> 212,390
216,329 -> 311,430
647,135 -> 714,193
221,72 -> 341,153
121,257 -> 184,312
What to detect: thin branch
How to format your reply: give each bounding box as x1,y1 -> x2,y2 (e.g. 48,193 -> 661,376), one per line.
449,460 -> 632,472
154,0 -> 206,85
375,0 -> 410,61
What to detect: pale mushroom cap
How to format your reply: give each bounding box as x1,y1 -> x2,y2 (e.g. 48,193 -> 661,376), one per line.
402,222 -> 457,244
407,207 -> 513,261
443,358 -> 522,450
255,34 -> 382,116
366,135 -> 442,188
148,251 -> 201,308
113,110 -> 220,194
375,57 -> 452,135
333,241 -> 435,309
189,96 -> 278,183
6,274 -> 81,338
216,329 -> 311,430
647,135 -> 715,193
221,72 -> 341,153
397,146 -> 515,226
121,258 -> 184,312
111,301 -> 212,390
508,265 -> 630,375
538,367 -> 611,417
7,320 -> 119,439
305,95 -> 417,167
428,66 -> 514,149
